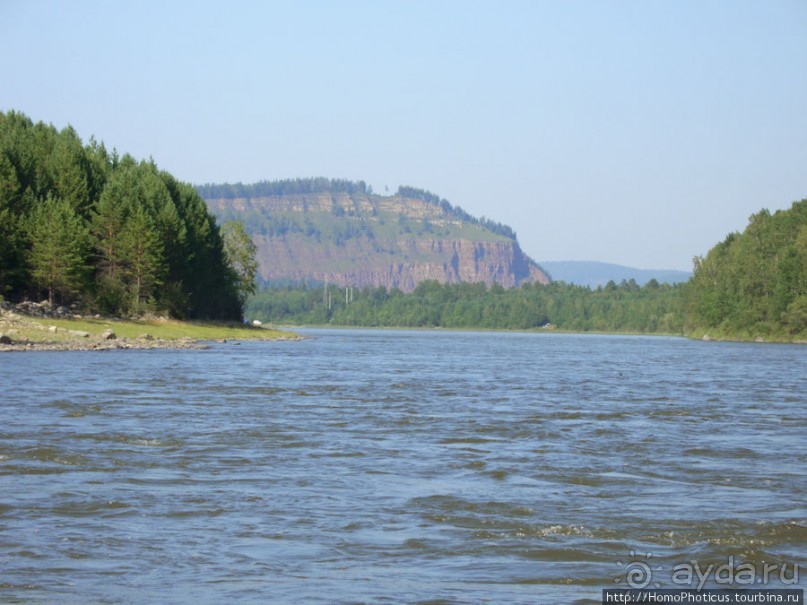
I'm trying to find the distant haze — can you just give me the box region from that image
[539,261,691,289]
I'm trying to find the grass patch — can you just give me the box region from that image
[9,314,292,343]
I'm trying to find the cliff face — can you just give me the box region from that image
[205,191,549,292]
[250,234,547,291]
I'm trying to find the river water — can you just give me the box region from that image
[1,329,805,604]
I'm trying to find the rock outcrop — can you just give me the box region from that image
[205,190,550,292]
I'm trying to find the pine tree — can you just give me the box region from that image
[48,125,90,217]
[0,153,25,295]
[26,194,91,305]
[119,204,164,313]
[92,172,130,281]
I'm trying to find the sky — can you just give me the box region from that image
[2,0,806,271]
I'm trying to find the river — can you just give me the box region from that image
[1,329,805,604]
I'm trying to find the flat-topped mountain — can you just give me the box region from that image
[200,179,549,292]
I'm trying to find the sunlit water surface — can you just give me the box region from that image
[1,329,805,604]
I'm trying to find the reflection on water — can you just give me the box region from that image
[1,330,805,603]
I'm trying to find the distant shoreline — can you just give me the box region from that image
[289,323,807,344]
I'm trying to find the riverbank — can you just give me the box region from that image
[0,305,298,352]
[265,320,807,344]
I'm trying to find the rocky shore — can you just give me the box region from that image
[0,339,207,352]
[0,301,292,352]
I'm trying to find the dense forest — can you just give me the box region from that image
[0,111,247,319]
[247,279,685,334]
[686,199,807,339]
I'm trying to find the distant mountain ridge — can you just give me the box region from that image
[201,179,549,292]
[539,261,691,288]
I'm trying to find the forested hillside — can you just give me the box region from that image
[0,111,244,319]
[686,199,807,339]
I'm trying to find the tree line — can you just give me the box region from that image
[0,110,253,319]
[197,177,370,200]
[247,279,685,334]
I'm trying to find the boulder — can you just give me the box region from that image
[0,334,13,345]
[101,329,117,340]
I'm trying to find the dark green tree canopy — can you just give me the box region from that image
[246,278,685,334]
[26,193,91,305]
[0,110,246,319]
[687,199,807,337]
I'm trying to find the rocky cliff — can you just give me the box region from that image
[204,186,549,292]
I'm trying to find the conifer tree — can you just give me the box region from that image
[26,194,91,305]
[119,203,163,313]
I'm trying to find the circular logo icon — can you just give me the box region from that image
[615,551,662,589]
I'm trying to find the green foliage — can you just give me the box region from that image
[686,199,807,339]
[783,295,807,334]
[222,220,258,307]
[247,279,685,334]
[119,204,164,313]
[0,152,26,295]
[47,125,91,217]
[0,110,243,319]
[92,167,131,280]
[25,194,91,304]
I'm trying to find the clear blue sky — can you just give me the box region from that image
[2,0,806,270]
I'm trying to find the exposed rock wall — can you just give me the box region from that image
[252,235,547,291]
[206,193,550,292]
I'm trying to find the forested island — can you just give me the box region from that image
[0,111,253,320]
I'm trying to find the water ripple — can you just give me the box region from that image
[0,330,804,603]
